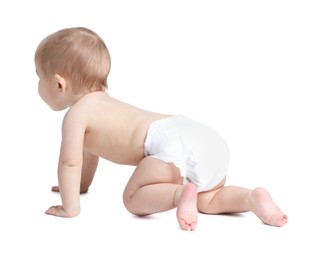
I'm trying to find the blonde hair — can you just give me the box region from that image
[35,27,111,93]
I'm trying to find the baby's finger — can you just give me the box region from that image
[51,186,60,192]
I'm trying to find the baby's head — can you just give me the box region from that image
[35,27,111,94]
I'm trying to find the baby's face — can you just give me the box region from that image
[35,65,64,111]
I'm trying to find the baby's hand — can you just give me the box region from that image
[45,205,80,218]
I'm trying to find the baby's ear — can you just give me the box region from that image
[55,74,67,92]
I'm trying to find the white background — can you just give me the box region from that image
[1,0,314,259]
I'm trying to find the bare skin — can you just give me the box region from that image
[175,181,288,230]
[37,68,288,229]
[122,157,288,230]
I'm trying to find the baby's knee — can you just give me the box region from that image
[122,190,143,216]
[197,192,219,213]
[123,200,148,216]
[122,190,132,211]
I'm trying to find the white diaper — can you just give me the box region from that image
[144,115,229,192]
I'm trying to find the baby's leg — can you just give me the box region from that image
[123,157,182,215]
[197,182,288,227]
[123,157,197,230]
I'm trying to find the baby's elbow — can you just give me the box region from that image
[59,160,82,169]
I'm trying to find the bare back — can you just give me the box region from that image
[67,91,170,165]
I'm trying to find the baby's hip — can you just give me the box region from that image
[144,115,230,191]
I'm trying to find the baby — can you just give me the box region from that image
[35,27,288,230]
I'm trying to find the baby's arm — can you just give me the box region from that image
[51,149,99,194]
[46,110,85,217]
[80,149,99,193]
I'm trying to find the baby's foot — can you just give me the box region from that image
[176,183,198,231]
[250,187,288,227]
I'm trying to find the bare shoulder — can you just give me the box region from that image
[65,91,171,131]
[64,91,105,119]
[61,93,99,132]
